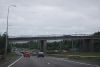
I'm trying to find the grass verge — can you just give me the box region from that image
[0,52,20,67]
[48,52,100,66]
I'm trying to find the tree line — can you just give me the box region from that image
[13,32,100,52]
[0,33,11,56]
[0,32,100,55]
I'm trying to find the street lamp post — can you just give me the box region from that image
[3,5,16,59]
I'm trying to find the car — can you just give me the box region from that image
[37,52,45,57]
[32,52,37,56]
[23,51,31,58]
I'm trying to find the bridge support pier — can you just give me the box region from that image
[89,39,94,52]
[71,40,74,51]
[80,39,89,52]
[38,40,41,50]
[80,39,95,52]
[43,40,47,53]
[59,40,63,53]
[38,40,47,53]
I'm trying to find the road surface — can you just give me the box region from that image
[9,56,98,67]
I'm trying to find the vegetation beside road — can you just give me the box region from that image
[0,31,100,66]
[65,52,100,56]
[0,52,20,67]
[0,33,12,59]
[0,52,18,62]
[49,52,100,65]
[13,32,100,52]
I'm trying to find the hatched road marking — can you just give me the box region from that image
[64,60,99,67]
[8,56,23,67]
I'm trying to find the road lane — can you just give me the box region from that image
[10,56,98,67]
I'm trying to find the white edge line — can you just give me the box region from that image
[64,60,100,67]
[8,56,23,67]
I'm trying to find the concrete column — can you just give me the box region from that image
[43,40,47,53]
[82,39,86,51]
[72,40,74,50]
[59,40,62,53]
[38,40,47,53]
[89,39,94,52]
[37,40,39,50]
[40,40,44,52]
[37,40,41,51]
[79,39,82,51]
[62,40,66,50]
[81,39,88,52]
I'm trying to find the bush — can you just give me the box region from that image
[0,33,11,55]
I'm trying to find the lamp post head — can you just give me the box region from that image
[8,5,16,8]
[11,5,16,7]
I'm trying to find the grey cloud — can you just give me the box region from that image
[0,0,100,36]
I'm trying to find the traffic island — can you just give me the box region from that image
[48,52,100,66]
[0,52,21,67]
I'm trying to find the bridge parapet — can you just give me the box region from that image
[9,35,100,41]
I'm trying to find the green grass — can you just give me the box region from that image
[65,52,100,56]
[6,52,18,60]
[0,52,18,64]
[48,52,100,65]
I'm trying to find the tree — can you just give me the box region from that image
[0,33,12,56]
[93,32,100,51]
[0,33,6,55]
[93,31,100,36]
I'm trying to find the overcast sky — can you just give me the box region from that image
[0,0,100,36]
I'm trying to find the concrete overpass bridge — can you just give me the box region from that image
[9,35,100,52]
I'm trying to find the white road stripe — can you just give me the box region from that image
[48,62,50,64]
[8,56,23,67]
[64,60,99,67]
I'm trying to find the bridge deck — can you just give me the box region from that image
[9,35,100,41]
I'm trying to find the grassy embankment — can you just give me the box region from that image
[0,52,19,64]
[49,52,100,65]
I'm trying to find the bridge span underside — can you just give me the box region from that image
[9,36,100,53]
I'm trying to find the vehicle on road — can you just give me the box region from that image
[37,52,45,57]
[23,51,31,58]
[32,52,37,56]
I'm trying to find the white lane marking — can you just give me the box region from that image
[8,56,23,67]
[48,62,50,64]
[64,60,99,67]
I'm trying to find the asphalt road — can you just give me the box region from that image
[10,56,98,67]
